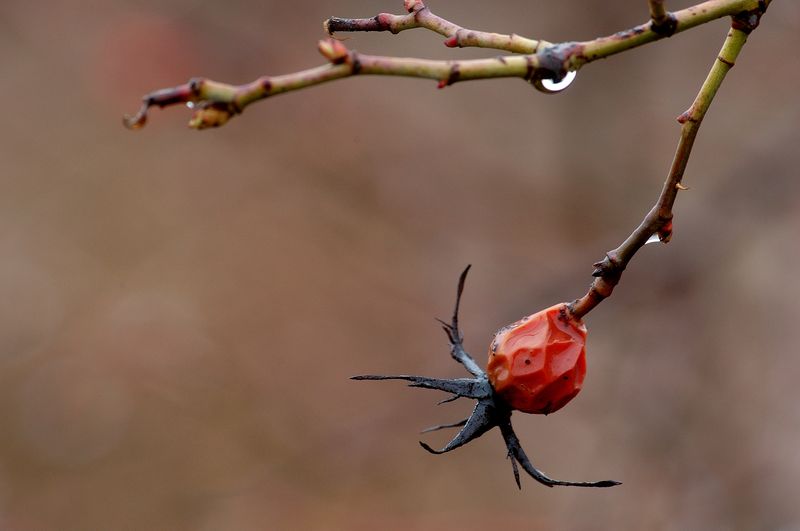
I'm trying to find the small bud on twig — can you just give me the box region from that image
[318,38,350,64]
[188,103,233,130]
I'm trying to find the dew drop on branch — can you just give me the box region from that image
[535,70,577,94]
[645,233,661,245]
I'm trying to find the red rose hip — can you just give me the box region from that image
[354,267,618,488]
[487,303,587,414]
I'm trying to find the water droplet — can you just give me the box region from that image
[186,101,196,109]
[646,233,661,245]
[535,70,577,94]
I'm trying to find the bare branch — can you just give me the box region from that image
[568,13,764,320]
[325,0,548,54]
[124,0,769,130]
[122,47,538,130]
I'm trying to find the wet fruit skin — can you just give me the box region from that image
[487,303,587,415]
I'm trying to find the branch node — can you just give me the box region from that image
[651,12,678,37]
[657,220,674,243]
[731,3,766,34]
[591,252,625,278]
[436,64,461,89]
[676,109,698,124]
[523,56,535,81]
[188,77,204,95]
[376,13,394,32]
[443,35,459,48]
[533,42,585,85]
[349,51,362,75]
[716,55,735,67]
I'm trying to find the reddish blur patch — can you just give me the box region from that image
[91,12,201,110]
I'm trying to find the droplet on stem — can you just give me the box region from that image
[645,233,661,245]
[533,70,577,94]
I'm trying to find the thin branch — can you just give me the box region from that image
[649,0,668,21]
[325,0,548,54]
[568,6,766,320]
[124,0,768,130]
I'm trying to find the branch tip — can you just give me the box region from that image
[122,102,149,130]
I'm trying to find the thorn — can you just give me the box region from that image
[591,260,607,277]
[419,441,442,454]
[508,451,521,489]
[437,394,460,405]
[676,183,689,190]
[421,418,468,433]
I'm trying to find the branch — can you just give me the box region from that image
[123,0,769,130]
[325,0,548,54]
[568,5,767,320]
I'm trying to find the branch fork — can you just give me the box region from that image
[124,0,770,131]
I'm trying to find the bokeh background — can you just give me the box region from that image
[2,1,799,529]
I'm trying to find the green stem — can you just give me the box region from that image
[569,25,753,320]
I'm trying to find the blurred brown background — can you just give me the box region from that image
[1,1,799,529]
